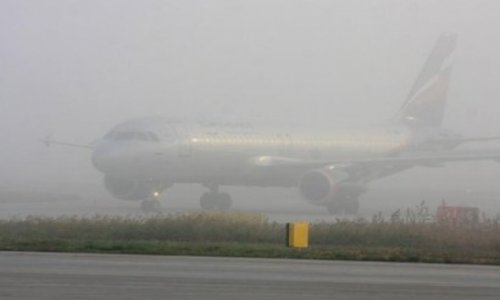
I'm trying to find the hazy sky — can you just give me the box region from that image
[1,0,500,189]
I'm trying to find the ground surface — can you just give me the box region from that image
[0,252,499,300]
[1,183,499,223]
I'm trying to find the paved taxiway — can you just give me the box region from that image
[2,184,500,223]
[0,252,499,299]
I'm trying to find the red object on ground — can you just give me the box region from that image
[436,203,479,227]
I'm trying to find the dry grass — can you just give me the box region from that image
[0,208,499,264]
[0,212,280,243]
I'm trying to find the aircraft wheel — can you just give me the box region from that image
[200,192,217,210]
[141,198,161,213]
[216,193,232,211]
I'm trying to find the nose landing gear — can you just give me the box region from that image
[141,191,163,213]
[200,185,232,211]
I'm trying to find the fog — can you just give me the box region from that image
[1,0,500,219]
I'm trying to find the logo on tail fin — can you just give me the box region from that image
[400,34,457,128]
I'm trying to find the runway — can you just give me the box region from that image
[0,252,499,299]
[2,183,500,223]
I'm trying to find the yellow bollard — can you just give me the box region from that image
[287,223,309,248]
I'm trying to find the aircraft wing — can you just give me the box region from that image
[342,149,500,183]
[444,136,500,143]
[425,136,500,149]
[347,149,500,166]
[249,149,500,184]
[251,149,500,168]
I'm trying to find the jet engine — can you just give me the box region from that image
[104,176,152,201]
[298,168,347,205]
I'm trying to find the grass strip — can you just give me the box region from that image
[0,213,499,265]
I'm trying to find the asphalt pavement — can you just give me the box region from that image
[0,252,499,299]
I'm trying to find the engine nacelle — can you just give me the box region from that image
[104,176,152,201]
[299,168,346,205]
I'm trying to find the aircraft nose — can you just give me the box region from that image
[92,144,133,173]
[91,146,111,173]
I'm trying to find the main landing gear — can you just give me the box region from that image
[141,192,162,213]
[200,185,232,211]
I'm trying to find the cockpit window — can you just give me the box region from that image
[135,132,150,141]
[161,126,174,140]
[117,132,136,140]
[103,131,160,142]
[103,131,116,140]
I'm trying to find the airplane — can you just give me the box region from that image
[44,34,500,213]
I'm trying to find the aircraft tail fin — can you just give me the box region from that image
[399,34,457,128]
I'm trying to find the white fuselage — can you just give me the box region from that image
[91,117,414,187]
